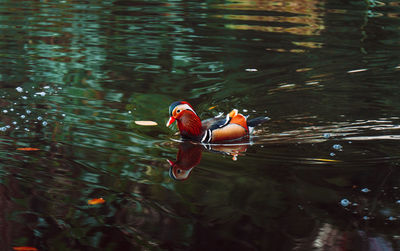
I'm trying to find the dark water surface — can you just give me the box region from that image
[1,0,400,250]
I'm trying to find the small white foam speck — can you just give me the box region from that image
[245,68,258,72]
[347,68,367,74]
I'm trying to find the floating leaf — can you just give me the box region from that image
[16,148,40,151]
[13,247,38,251]
[88,198,105,205]
[134,121,158,126]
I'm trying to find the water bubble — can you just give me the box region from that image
[37,116,43,121]
[388,216,396,221]
[0,127,7,131]
[26,110,31,114]
[62,114,66,117]
[340,199,350,207]
[243,109,248,112]
[44,86,50,89]
[24,128,30,132]
[332,144,343,150]
[330,152,336,157]
[323,133,331,139]
[3,110,7,113]
[16,87,23,92]
[36,92,46,96]
[12,121,17,125]
[363,216,370,220]
[42,121,48,126]
[20,115,25,119]
[361,188,371,193]
[10,108,14,112]
[396,200,400,204]
[22,96,27,100]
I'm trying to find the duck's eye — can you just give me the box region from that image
[177,169,182,174]
[177,109,181,113]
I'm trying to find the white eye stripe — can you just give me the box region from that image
[174,104,197,115]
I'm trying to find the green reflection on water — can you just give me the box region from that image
[0,0,400,249]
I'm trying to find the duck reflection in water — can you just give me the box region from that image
[167,141,248,181]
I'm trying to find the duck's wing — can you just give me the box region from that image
[201,117,226,131]
[202,109,242,130]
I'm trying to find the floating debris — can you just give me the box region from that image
[135,121,158,126]
[88,198,105,205]
[17,148,40,151]
[13,247,38,251]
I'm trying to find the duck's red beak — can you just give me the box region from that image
[166,117,176,127]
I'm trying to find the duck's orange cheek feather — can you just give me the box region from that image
[212,124,248,142]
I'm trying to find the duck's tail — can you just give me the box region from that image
[247,116,270,128]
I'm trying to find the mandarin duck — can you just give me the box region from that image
[166,101,269,143]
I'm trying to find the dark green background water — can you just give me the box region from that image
[1,0,400,250]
